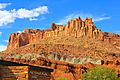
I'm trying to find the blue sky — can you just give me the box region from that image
[0,0,120,51]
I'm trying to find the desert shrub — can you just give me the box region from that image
[71,57,76,63]
[74,58,80,63]
[56,78,68,80]
[80,57,92,64]
[82,66,119,80]
[65,57,70,62]
[47,54,54,60]
[91,59,101,64]
[5,55,12,59]
[55,55,60,60]
[78,59,83,64]
[60,56,64,61]
[21,53,34,60]
[40,54,46,58]
[0,56,3,60]
[31,57,37,61]
[15,54,22,59]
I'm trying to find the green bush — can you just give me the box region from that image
[82,66,119,80]
[15,54,22,59]
[56,78,68,80]
[31,57,37,61]
[21,53,34,60]
[0,56,3,59]
[47,54,54,60]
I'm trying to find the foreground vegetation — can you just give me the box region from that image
[82,66,119,80]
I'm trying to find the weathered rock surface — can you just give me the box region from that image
[7,29,44,49]
[7,17,120,50]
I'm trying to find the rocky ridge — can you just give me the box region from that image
[7,17,120,50]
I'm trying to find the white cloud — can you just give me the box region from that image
[93,17,110,22]
[0,4,48,27]
[0,32,2,36]
[0,10,16,26]
[0,3,11,9]
[57,13,110,25]
[16,6,48,19]
[0,45,6,52]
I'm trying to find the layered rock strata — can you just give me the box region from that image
[7,17,120,50]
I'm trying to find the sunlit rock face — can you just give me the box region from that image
[7,17,120,50]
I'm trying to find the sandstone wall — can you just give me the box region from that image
[7,29,44,49]
[0,66,29,80]
[0,65,53,80]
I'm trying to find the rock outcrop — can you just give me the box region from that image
[45,17,104,39]
[7,17,120,50]
[7,29,44,49]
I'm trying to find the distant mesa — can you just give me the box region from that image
[7,17,120,50]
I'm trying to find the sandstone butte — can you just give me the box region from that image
[7,17,120,50]
[1,17,120,80]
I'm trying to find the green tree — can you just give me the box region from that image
[82,66,119,80]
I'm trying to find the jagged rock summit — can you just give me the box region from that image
[7,17,120,50]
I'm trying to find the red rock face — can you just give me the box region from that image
[7,29,44,49]
[7,17,120,50]
[44,17,104,39]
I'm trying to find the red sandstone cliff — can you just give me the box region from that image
[7,17,120,50]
